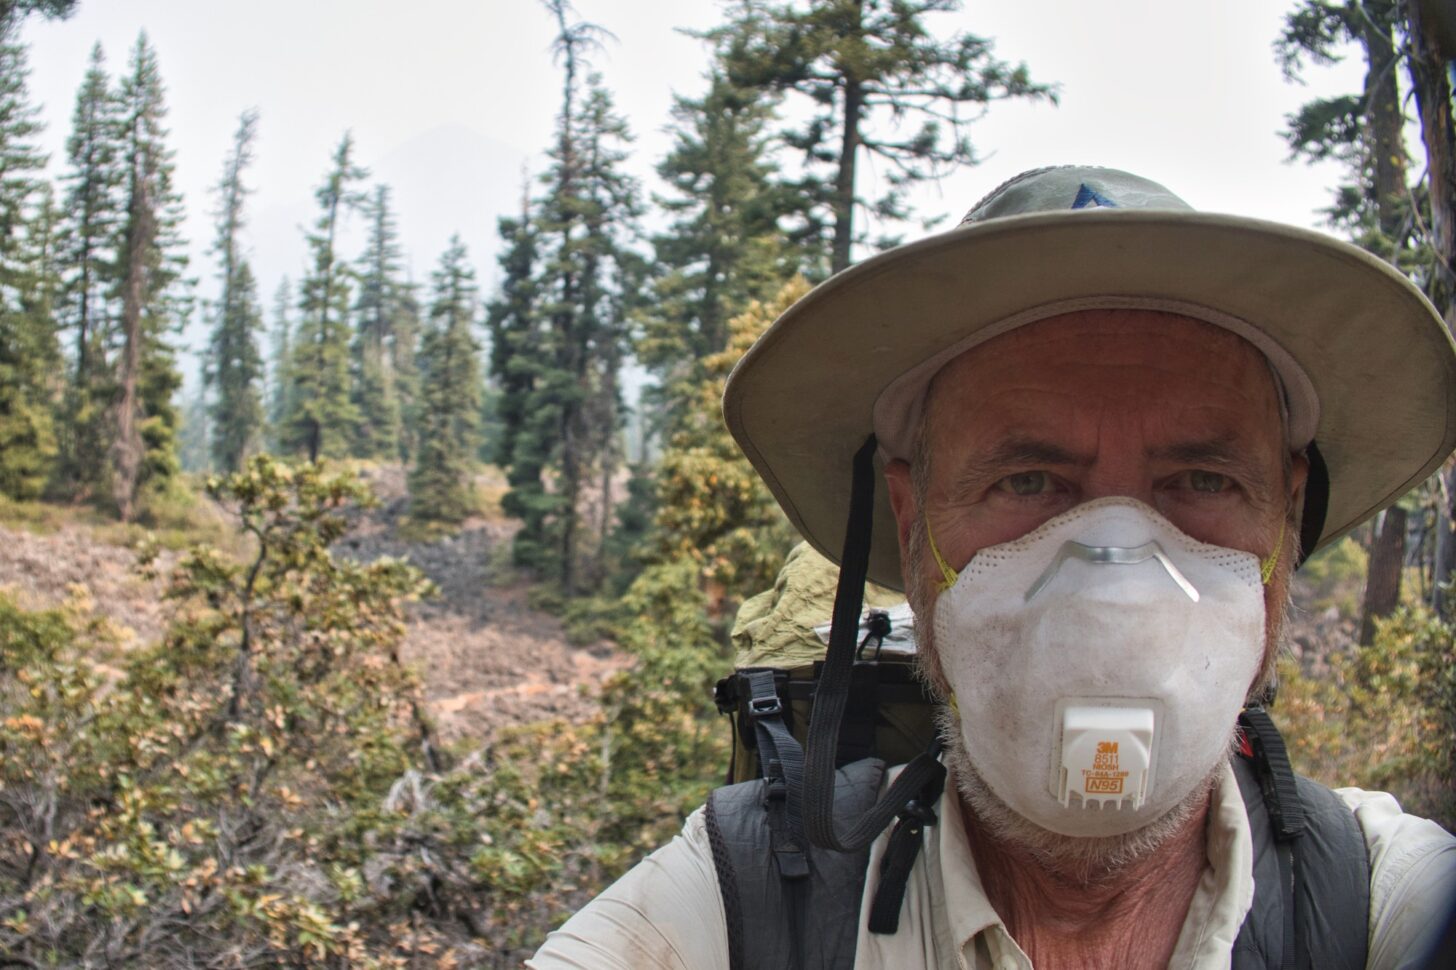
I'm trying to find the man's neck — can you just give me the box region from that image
[962,794,1210,970]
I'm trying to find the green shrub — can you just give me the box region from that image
[1278,604,1456,829]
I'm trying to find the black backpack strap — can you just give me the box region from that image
[803,436,946,854]
[746,669,810,879]
[867,740,945,934]
[1239,706,1306,970]
[706,759,887,970]
[1233,709,1370,970]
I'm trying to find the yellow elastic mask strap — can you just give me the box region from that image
[1259,517,1288,586]
[925,516,959,592]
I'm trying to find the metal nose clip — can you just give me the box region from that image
[1024,540,1201,603]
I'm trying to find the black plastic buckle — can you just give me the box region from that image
[898,798,938,834]
[748,695,783,717]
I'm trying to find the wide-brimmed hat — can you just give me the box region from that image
[722,165,1456,591]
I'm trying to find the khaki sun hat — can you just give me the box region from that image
[722,165,1456,591]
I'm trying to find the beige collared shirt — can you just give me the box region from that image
[528,761,1456,969]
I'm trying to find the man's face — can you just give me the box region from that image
[884,308,1308,696]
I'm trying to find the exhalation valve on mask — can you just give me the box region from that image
[1054,700,1161,811]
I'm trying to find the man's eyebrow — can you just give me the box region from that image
[951,438,1090,492]
[1150,438,1273,493]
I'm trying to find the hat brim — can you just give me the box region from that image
[723,209,1456,591]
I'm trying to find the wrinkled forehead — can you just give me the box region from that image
[873,302,1315,463]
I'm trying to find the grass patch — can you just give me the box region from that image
[0,494,75,534]
[394,515,463,544]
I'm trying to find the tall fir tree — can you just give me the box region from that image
[282,133,366,462]
[713,0,1053,272]
[266,276,292,451]
[640,69,796,439]
[349,184,405,460]
[54,42,122,498]
[392,275,422,463]
[1273,2,1456,632]
[204,110,265,472]
[486,185,540,484]
[500,48,644,591]
[0,22,57,500]
[408,236,481,524]
[177,382,211,473]
[1277,0,1419,263]
[109,33,186,520]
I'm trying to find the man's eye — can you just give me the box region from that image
[997,471,1054,496]
[1187,470,1230,493]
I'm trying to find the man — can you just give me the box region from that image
[529,166,1456,968]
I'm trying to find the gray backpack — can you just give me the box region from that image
[705,718,1370,970]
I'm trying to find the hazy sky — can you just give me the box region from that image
[23,1,1367,386]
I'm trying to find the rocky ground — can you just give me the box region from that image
[0,467,627,745]
[335,465,626,742]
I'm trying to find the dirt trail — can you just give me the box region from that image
[0,468,627,744]
[337,467,626,741]
[0,521,173,648]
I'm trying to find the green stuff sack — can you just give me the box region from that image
[715,542,940,783]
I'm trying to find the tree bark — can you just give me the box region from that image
[1408,0,1456,316]
[111,147,151,522]
[1348,1,1412,623]
[1406,0,1456,612]
[832,75,863,275]
[1360,506,1407,643]
[831,0,865,275]
[1360,0,1410,240]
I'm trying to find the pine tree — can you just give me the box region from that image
[640,69,796,440]
[392,277,422,463]
[1277,0,1418,262]
[714,0,1053,272]
[486,186,540,485]
[505,62,643,592]
[0,21,54,499]
[266,276,292,450]
[349,184,405,460]
[204,110,265,472]
[54,43,122,498]
[1275,2,1443,632]
[109,33,186,520]
[0,1,79,24]
[282,133,366,462]
[177,383,211,473]
[408,236,481,524]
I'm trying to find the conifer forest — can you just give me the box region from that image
[0,0,1453,964]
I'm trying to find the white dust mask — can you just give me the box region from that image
[930,498,1274,838]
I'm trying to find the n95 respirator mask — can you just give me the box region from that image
[931,498,1270,838]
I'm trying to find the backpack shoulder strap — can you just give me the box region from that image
[706,758,885,970]
[1231,714,1370,970]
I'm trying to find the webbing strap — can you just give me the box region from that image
[748,669,810,879]
[1239,707,1307,840]
[804,436,946,854]
[1239,706,1308,970]
[867,741,946,934]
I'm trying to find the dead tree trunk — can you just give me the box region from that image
[111,160,153,523]
[1406,0,1456,613]
[1360,507,1408,644]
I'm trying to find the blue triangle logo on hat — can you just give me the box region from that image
[1071,183,1118,209]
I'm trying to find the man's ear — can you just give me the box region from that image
[884,458,918,567]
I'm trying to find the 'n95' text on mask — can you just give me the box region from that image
[931,498,1269,838]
